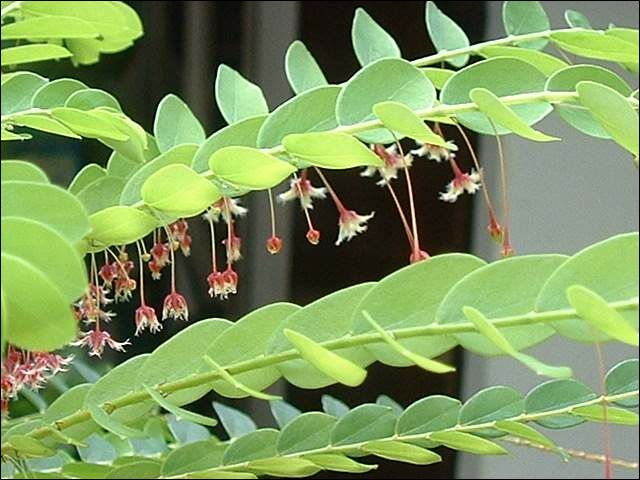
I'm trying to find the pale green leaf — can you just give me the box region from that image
[426,1,470,67]
[1,44,72,66]
[285,41,328,94]
[351,8,401,66]
[88,206,157,247]
[209,146,296,188]
[502,1,550,50]
[154,94,205,153]
[215,64,268,125]
[282,132,383,169]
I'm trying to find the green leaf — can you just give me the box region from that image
[7,435,55,458]
[576,81,639,157]
[362,440,441,465]
[105,461,161,479]
[10,113,81,139]
[69,164,107,195]
[161,439,226,476]
[88,206,157,247]
[550,30,639,62]
[282,132,383,169]
[31,78,87,109]
[571,405,639,425]
[441,57,552,135]
[87,402,146,439]
[213,402,257,439]
[76,433,118,464]
[437,255,566,355]
[192,115,267,173]
[1,286,7,357]
[425,1,470,67]
[43,384,99,442]
[478,46,567,76]
[605,359,639,408]
[257,85,340,148]
[285,41,328,94]
[283,329,367,387]
[376,395,403,416]
[1,15,99,39]
[353,254,484,367]
[138,319,232,406]
[51,107,129,141]
[203,356,281,400]
[336,58,436,144]
[525,379,596,429]
[215,65,268,125]
[76,176,125,215]
[502,1,550,50]
[430,431,508,455]
[606,28,639,74]
[1,217,87,302]
[331,404,396,446]
[302,454,376,473]
[188,471,256,479]
[153,94,205,153]
[2,253,77,351]
[1,180,90,243]
[535,232,638,342]
[564,10,592,29]
[459,386,524,432]
[566,285,639,346]
[1,160,49,183]
[206,303,299,398]
[65,88,121,111]
[141,164,221,216]
[351,8,401,66]
[168,415,211,445]
[209,146,296,189]
[120,144,198,205]
[1,72,47,115]
[270,400,302,429]
[247,457,321,477]
[1,44,72,66]
[321,395,350,418]
[62,462,115,479]
[277,412,337,455]
[372,101,455,148]
[107,152,140,181]
[494,420,557,450]
[397,395,460,435]
[462,307,572,379]
[362,311,455,373]
[545,65,632,139]
[143,385,218,426]
[421,67,455,90]
[222,429,279,464]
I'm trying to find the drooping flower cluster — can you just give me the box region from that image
[1,347,73,416]
[362,144,413,186]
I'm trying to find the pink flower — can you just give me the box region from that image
[162,291,189,321]
[223,235,242,262]
[207,271,225,299]
[279,177,326,209]
[72,329,130,357]
[410,140,456,162]
[266,235,282,254]
[151,242,170,268]
[364,144,413,186]
[439,163,482,203]
[135,305,161,336]
[204,198,248,223]
[99,263,117,287]
[114,276,137,303]
[170,219,192,256]
[222,267,238,296]
[336,210,375,246]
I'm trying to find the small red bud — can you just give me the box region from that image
[266,235,283,254]
[306,228,320,245]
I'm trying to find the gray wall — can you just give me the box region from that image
[459,2,639,479]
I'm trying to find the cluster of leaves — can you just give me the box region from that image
[1,1,639,477]
[1,359,638,479]
[1,232,638,476]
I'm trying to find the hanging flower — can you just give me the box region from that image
[222,267,239,296]
[151,241,170,267]
[207,271,225,299]
[204,198,248,223]
[306,228,320,245]
[114,276,137,303]
[364,144,414,186]
[72,329,130,357]
[134,305,161,336]
[266,235,282,254]
[169,219,192,256]
[336,210,375,246]
[162,291,189,322]
[279,176,327,209]
[410,140,456,162]
[223,235,242,262]
[439,161,482,203]
[99,263,117,287]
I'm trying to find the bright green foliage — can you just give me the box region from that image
[153,94,205,153]
[351,8,401,66]
[425,2,470,67]
[215,65,269,125]
[502,1,550,50]
[284,41,328,94]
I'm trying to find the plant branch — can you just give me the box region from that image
[1,297,636,452]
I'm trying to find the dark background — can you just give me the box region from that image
[5,2,488,478]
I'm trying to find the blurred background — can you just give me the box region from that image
[3,1,638,478]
